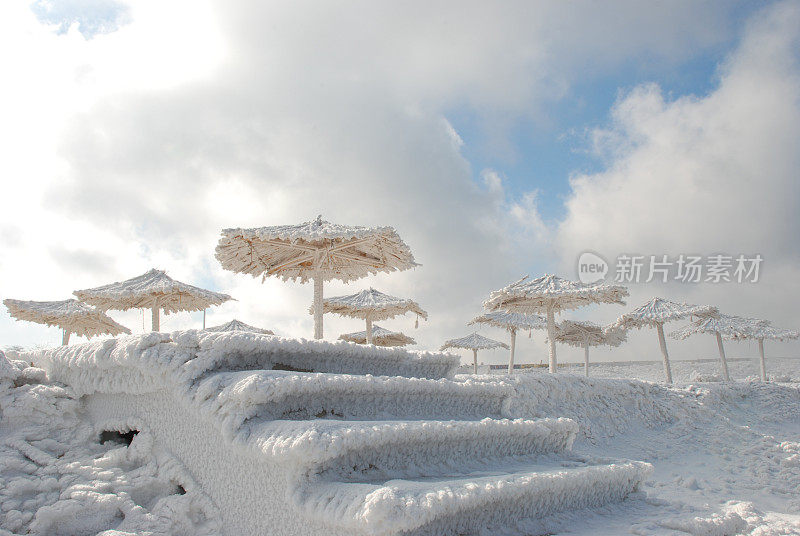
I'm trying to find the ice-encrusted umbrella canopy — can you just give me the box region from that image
[3,298,131,345]
[74,269,233,332]
[339,324,416,347]
[215,216,417,340]
[671,315,797,382]
[440,332,509,374]
[552,320,626,377]
[468,311,547,374]
[483,274,628,374]
[204,319,274,335]
[312,287,427,345]
[612,298,717,384]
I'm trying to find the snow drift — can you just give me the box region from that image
[19,332,651,535]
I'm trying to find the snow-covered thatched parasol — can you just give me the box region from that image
[311,287,427,344]
[204,319,274,335]
[483,274,628,374]
[611,298,717,384]
[74,269,233,332]
[339,324,416,347]
[3,298,131,345]
[440,332,509,374]
[215,216,417,340]
[468,311,546,374]
[671,314,797,382]
[552,320,626,377]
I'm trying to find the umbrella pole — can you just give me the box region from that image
[715,332,731,381]
[508,329,516,375]
[313,269,323,340]
[473,349,478,375]
[62,329,70,346]
[758,338,767,382]
[656,322,673,384]
[546,305,557,374]
[151,306,160,332]
[365,317,373,345]
[584,342,589,377]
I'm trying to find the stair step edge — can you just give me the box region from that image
[293,460,653,535]
[242,417,578,464]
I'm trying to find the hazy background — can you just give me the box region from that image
[2,0,798,368]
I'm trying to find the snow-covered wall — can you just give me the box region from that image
[32,331,460,392]
[84,390,341,536]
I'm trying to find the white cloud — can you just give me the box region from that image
[555,0,800,363]
[1,0,788,371]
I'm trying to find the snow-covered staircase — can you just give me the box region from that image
[32,331,651,536]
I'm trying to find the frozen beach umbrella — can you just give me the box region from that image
[215,216,417,340]
[3,298,131,345]
[483,274,628,374]
[468,311,546,374]
[204,319,274,335]
[440,332,509,374]
[669,314,763,381]
[552,320,626,377]
[339,324,416,347]
[312,287,427,344]
[672,315,797,382]
[749,324,799,382]
[611,298,717,384]
[74,269,233,332]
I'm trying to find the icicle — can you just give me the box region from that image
[528,329,532,338]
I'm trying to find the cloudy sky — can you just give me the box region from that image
[2,0,799,368]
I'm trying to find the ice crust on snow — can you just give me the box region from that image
[32,331,460,394]
[0,358,219,536]
[14,330,797,535]
[19,331,653,535]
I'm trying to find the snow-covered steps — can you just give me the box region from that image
[193,370,514,424]
[30,332,654,536]
[293,455,652,535]
[241,418,578,481]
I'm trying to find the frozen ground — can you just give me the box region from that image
[468,356,800,383]
[500,372,800,535]
[0,351,220,536]
[558,356,800,384]
[1,343,798,535]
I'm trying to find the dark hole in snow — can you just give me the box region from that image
[175,484,187,495]
[315,409,344,419]
[99,429,139,446]
[272,362,313,373]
